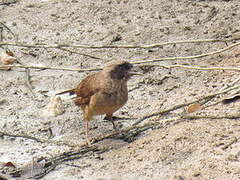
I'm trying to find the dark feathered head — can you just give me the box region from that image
[104,60,133,81]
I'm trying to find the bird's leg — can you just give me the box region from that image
[84,120,92,146]
[105,113,118,131]
[84,107,92,146]
[104,115,119,121]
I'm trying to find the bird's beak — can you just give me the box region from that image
[129,71,144,76]
[128,65,144,76]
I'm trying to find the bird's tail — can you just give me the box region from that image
[55,89,75,96]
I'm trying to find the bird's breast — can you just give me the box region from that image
[89,82,128,115]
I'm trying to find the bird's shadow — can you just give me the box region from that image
[102,116,136,122]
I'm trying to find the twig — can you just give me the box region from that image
[132,84,240,126]
[58,47,103,60]
[203,76,240,108]
[0,22,18,41]
[0,27,3,42]
[0,122,158,148]
[222,76,240,91]
[221,137,238,150]
[183,113,240,120]
[132,41,240,64]
[0,0,17,6]
[31,146,99,179]
[0,64,101,72]
[0,38,236,49]
[141,64,240,72]
[25,68,35,97]
[90,122,158,144]
[2,64,240,73]
[0,131,44,143]
[0,130,80,147]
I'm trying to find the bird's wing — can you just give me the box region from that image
[73,72,101,105]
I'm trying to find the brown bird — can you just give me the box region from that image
[56,60,140,143]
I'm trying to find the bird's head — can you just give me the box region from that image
[104,60,141,81]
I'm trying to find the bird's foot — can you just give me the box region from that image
[85,138,93,146]
[86,139,92,146]
[112,127,125,138]
[85,137,98,146]
[103,115,119,121]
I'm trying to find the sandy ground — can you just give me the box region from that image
[0,0,240,179]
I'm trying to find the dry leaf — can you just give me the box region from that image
[41,96,65,117]
[5,51,14,57]
[3,162,16,168]
[0,51,17,71]
[0,51,16,65]
[186,103,202,113]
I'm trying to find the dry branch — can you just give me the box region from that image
[0,131,45,143]
[58,47,103,60]
[133,84,240,126]
[142,64,240,72]
[0,130,81,147]
[2,64,240,73]
[132,41,240,64]
[0,64,101,72]
[25,68,35,97]
[1,40,240,72]
[0,38,235,49]
[221,137,238,150]
[0,22,18,41]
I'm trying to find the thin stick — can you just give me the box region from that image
[0,38,236,49]
[203,76,240,108]
[0,131,44,143]
[221,137,238,150]
[25,68,35,97]
[0,1,17,6]
[141,64,240,71]
[0,27,3,42]
[2,63,240,73]
[0,64,101,72]
[0,130,83,148]
[132,41,240,64]
[183,113,240,120]
[0,22,18,41]
[59,47,103,60]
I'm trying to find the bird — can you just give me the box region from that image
[56,60,141,144]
